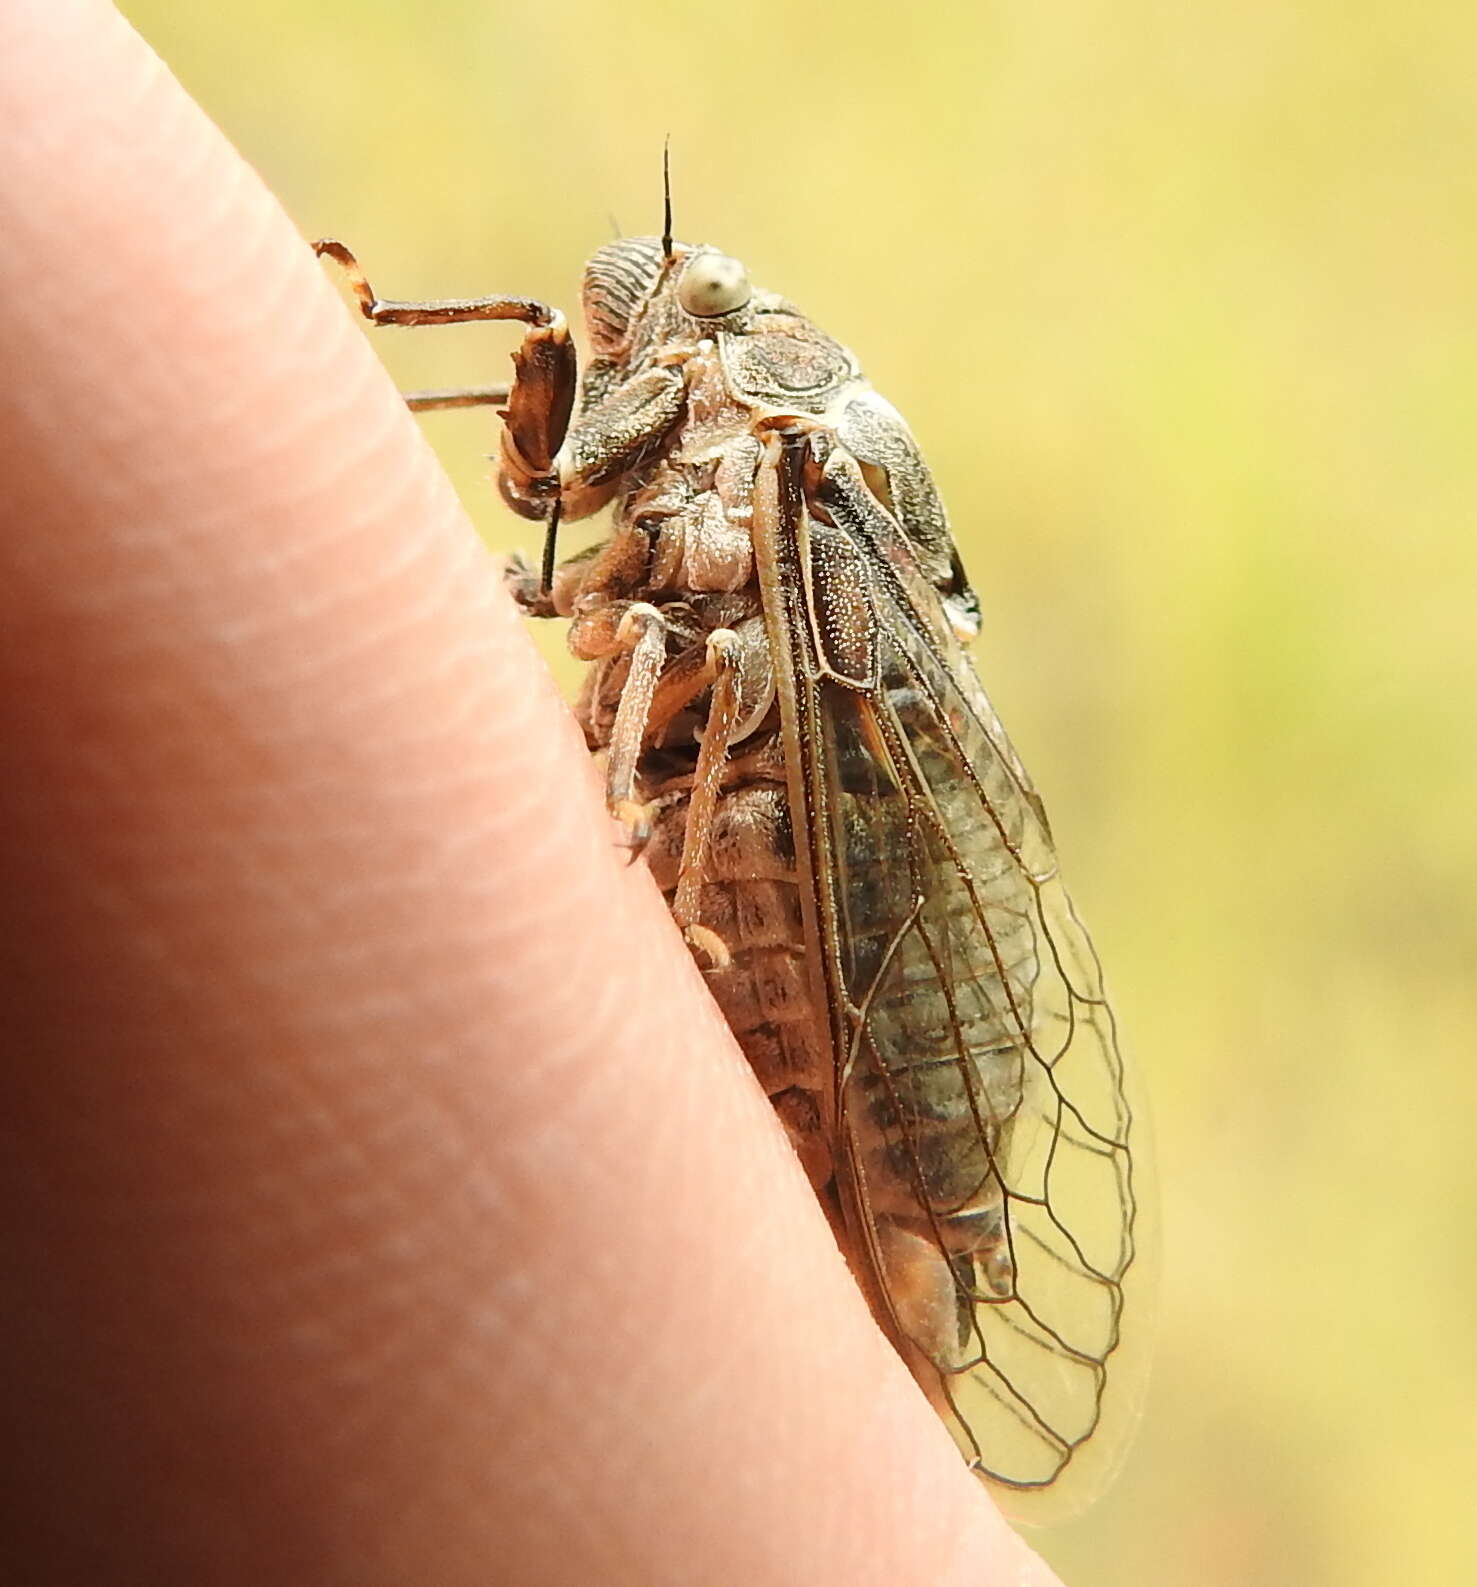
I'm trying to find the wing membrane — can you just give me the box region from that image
[760,439,1154,1522]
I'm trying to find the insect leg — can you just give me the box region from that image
[601,602,668,845]
[509,500,657,623]
[563,595,729,851]
[671,628,748,970]
[313,238,576,537]
[403,384,511,413]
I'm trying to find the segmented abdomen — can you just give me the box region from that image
[643,770,833,1107]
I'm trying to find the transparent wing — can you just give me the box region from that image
[769,444,1155,1523]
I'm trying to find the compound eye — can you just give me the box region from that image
[678,252,752,317]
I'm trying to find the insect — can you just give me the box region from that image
[316,202,1153,1521]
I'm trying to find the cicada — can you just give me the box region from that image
[316,222,1153,1521]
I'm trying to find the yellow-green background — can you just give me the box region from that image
[119,3,1477,1582]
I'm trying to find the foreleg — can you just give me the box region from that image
[314,239,576,527]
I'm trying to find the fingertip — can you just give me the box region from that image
[0,9,1062,1585]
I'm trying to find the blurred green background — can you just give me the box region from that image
[119,2,1477,1582]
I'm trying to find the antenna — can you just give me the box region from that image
[661,136,673,260]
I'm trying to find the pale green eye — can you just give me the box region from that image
[678,252,752,317]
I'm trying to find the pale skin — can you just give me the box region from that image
[0,4,1065,1583]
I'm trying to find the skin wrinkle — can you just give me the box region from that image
[195,400,418,589]
[175,419,449,655]
[0,5,1066,1585]
[257,523,488,685]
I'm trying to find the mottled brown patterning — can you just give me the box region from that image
[317,227,1155,1522]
